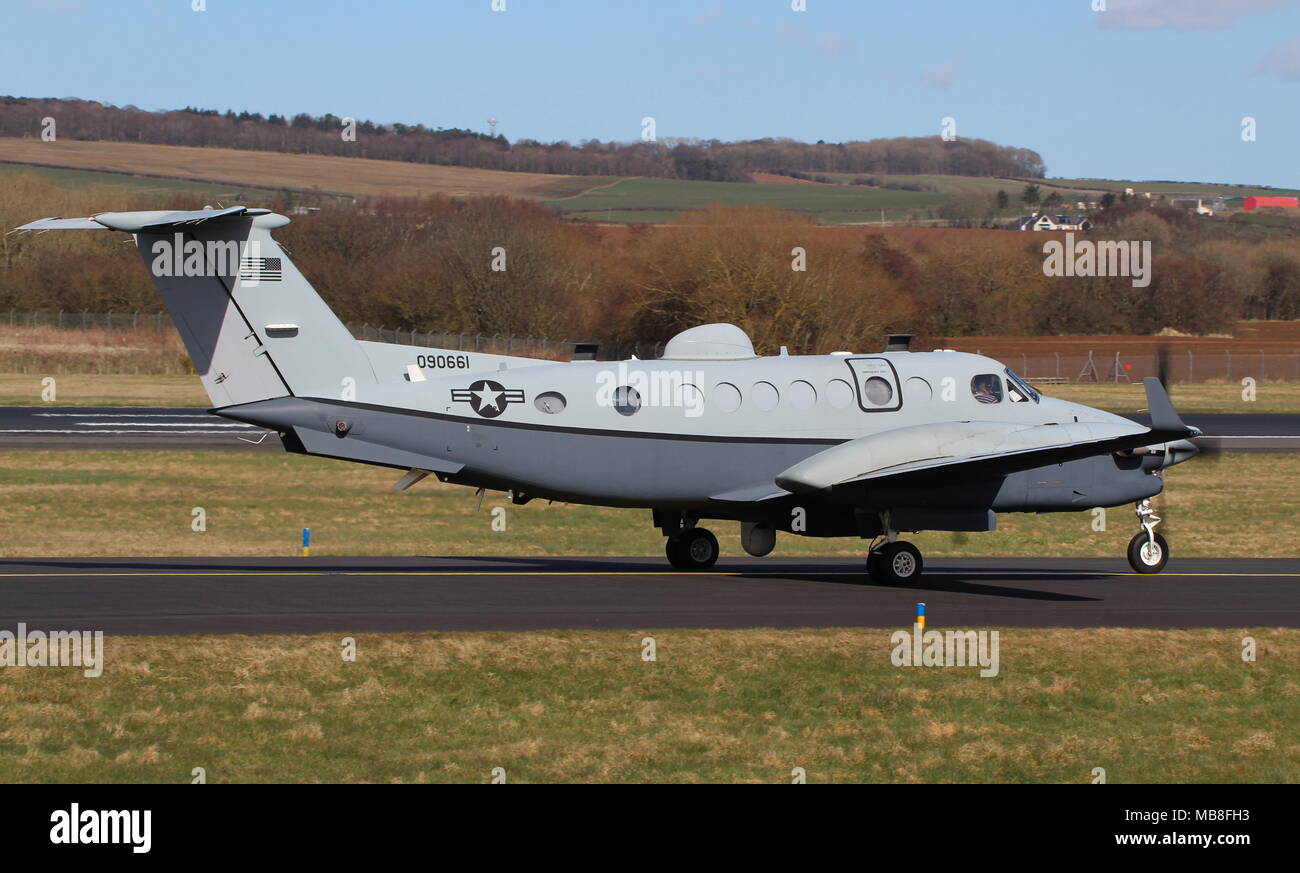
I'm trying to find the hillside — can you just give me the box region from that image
[0,98,1047,182]
[4,136,1297,230]
[0,138,592,201]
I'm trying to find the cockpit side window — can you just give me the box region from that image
[1003,368,1040,404]
[971,374,1003,404]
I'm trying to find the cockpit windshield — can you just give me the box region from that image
[1004,368,1040,404]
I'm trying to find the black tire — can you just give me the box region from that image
[870,541,923,585]
[1127,532,1169,574]
[666,528,719,571]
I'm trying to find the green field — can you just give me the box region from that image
[541,171,1299,226]
[2,627,1294,783]
[546,176,950,224]
[0,162,244,198]
[10,147,1295,227]
[1049,177,1300,199]
[820,173,1100,197]
[0,450,1294,559]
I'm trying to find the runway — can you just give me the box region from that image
[0,556,1295,635]
[1122,412,1300,453]
[0,406,279,450]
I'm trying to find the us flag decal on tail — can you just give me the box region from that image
[239,256,283,283]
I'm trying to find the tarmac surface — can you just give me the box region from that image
[0,556,1295,635]
[0,406,278,450]
[0,407,1296,451]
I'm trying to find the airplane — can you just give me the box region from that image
[16,206,1204,583]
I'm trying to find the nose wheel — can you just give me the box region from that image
[1127,499,1169,574]
[868,541,924,585]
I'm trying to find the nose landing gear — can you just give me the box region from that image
[1127,499,1169,574]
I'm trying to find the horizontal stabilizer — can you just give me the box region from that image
[15,206,275,233]
[14,217,107,231]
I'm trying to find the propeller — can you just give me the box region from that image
[1155,343,1173,390]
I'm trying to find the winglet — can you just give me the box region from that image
[1143,377,1200,437]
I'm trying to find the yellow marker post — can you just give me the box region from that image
[916,602,925,631]
[301,527,311,558]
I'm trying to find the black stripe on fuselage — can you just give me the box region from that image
[299,396,848,446]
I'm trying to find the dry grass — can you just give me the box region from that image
[1043,381,1300,414]
[0,324,192,377]
[1,628,1294,783]
[0,373,207,406]
[0,451,1294,558]
[0,138,592,200]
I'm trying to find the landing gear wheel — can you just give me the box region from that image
[1127,532,1169,574]
[666,528,719,571]
[869,541,923,585]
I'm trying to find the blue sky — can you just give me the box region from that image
[6,0,1300,186]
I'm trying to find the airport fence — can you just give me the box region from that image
[3,310,1299,380]
[345,322,667,361]
[996,350,1300,385]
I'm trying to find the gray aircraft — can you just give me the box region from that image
[18,206,1203,583]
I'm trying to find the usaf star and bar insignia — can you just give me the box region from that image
[451,380,525,418]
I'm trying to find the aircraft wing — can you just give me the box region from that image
[777,378,1199,495]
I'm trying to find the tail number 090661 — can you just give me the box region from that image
[417,354,470,370]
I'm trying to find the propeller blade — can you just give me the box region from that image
[1155,343,1173,389]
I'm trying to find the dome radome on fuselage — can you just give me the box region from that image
[660,323,757,360]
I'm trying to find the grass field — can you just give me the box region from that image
[0,450,1293,558]
[0,162,234,198]
[0,325,194,382]
[1049,178,1300,199]
[7,137,1297,228]
[1,627,1294,783]
[1043,381,1300,414]
[547,176,949,224]
[0,373,205,406]
[820,173,1104,199]
[0,138,591,200]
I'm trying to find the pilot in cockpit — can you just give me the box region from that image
[972,375,1001,404]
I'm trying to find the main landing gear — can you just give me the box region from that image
[1127,498,1169,574]
[867,541,924,585]
[665,526,720,571]
[866,515,924,585]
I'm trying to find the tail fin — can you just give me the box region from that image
[17,207,376,408]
